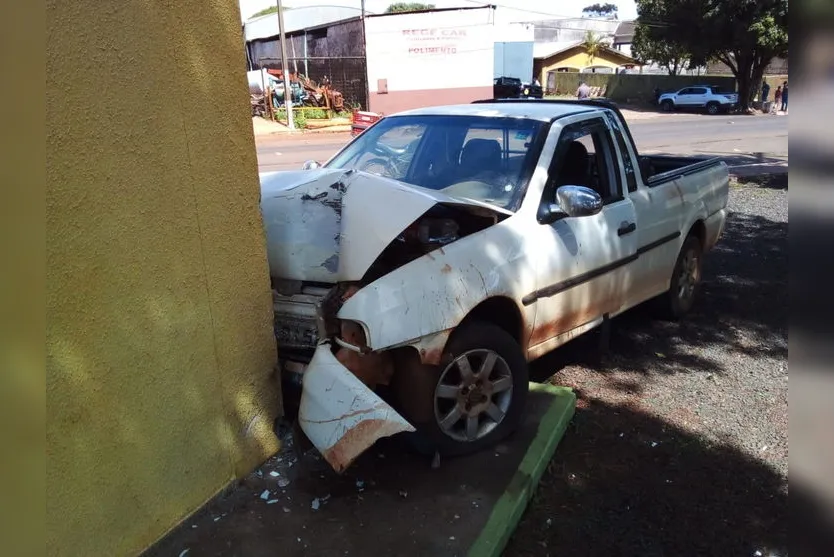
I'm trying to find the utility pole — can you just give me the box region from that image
[276,0,294,129]
[360,0,369,111]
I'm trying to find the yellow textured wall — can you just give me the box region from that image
[538,48,633,84]
[46,1,281,555]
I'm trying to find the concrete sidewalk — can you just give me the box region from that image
[144,384,576,557]
[252,117,352,137]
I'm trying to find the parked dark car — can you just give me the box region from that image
[493,76,543,99]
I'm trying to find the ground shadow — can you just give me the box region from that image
[732,172,789,189]
[530,205,787,381]
[505,398,788,556]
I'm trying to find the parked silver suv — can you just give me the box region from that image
[658,85,739,115]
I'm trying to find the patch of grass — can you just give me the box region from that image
[273,109,307,129]
[303,108,328,119]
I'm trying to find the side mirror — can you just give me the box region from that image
[538,185,603,225]
[302,160,321,170]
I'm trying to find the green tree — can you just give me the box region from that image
[582,31,607,63]
[250,6,290,18]
[631,25,693,75]
[385,3,435,13]
[635,0,788,109]
[582,3,619,19]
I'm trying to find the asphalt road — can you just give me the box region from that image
[255,113,788,173]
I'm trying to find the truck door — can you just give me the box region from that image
[689,87,709,107]
[604,111,685,307]
[676,87,698,107]
[525,116,637,353]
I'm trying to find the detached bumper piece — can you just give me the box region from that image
[298,344,415,473]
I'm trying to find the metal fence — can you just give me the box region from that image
[255,56,368,111]
[247,18,369,110]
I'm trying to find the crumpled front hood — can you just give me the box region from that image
[260,168,506,283]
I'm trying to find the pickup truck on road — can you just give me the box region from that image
[658,85,739,115]
[260,99,730,472]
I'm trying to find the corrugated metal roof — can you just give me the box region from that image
[244,6,362,41]
[244,5,495,42]
[614,21,635,44]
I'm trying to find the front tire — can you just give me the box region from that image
[397,322,529,457]
[657,234,703,320]
[660,99,674,112]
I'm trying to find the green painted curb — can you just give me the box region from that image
[467,383,576,557]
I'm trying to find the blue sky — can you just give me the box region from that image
[238,0,638,22]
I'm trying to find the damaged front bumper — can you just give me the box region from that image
[298,343,415,473]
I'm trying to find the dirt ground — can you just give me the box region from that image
[144,388,568,557]
[506,176,789,556]
[148,175,790,557]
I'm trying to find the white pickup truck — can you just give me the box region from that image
[658,85,740,115]
[260,99,729,472]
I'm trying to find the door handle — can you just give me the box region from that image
[618,222,636,236]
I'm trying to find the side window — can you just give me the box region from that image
[678,88,693,95]
[692,87,707,95]
[546,119,623,205]
[604,112,638,193]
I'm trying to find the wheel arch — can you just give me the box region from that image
[687,218,707,248]
[457,296,525,347]
[401,295,526,368]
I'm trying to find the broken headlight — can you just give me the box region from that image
[399,218,460,246]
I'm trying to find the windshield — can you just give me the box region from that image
[325,115,546,210]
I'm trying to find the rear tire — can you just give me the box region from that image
[396,322,529,457]
[656,234,703,320]
[706,101,720,115]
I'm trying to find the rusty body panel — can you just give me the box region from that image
[527,285,624,349]
[335,321,394,388]
[298,344,415,473]
[411,329,453,366]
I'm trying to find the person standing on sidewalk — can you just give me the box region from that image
[761,80,770,103]
[780,81,789,113]
[576,81,591,100]
[773,85,782,114]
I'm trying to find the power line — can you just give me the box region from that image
[460,0,669,28]
[460,0,615,22]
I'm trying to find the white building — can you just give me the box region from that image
[243,6,539,114]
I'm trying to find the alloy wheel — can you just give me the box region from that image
[433,349,514,442]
